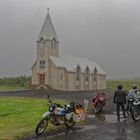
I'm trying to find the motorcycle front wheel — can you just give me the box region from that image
[35,118,49,135]
[95,104,102,114]
[131,107,140,121]
[64,117,75,128]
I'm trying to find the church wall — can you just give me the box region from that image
[36,40,58,62]
[67,72,75,91]
[80,73,85,90]
[37,41,49,60]
[57,68,67,90]
[49,60,58,89]
[97,74,106,89]
[31,64,38,85]
[89,74,93,90]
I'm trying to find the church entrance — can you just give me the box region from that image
[39,74,45,85]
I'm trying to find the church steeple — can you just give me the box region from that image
[37,10,58,42]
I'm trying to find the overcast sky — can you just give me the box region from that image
[0,0,140,78]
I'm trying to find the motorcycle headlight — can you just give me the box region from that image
[100,97,104,101]
[49,107,53,112]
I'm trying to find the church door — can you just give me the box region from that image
[39,74,45,85]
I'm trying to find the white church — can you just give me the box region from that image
[31,11,106,91]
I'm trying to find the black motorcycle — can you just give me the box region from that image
[127,97,135,114]
[131,97,140,121]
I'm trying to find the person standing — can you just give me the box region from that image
[114,85,127,121]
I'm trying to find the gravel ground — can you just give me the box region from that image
[0,89,140,140]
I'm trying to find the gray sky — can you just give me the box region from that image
[0,0,140,78]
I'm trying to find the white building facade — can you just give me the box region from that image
[31,12,106,91]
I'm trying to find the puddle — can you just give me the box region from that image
[76,125,96,132]
[88,114,127,123]
[41,125,96,139]
[114,123,137,140]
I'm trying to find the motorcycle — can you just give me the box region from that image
[35,95,89,135]
[131,97,140,121]
[126,97,135,115]
[92,93,107,114]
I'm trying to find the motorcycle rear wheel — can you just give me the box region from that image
[35,118,49,135]
[95,104,102,114]
[131,108,140,121]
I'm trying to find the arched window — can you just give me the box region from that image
[94,67,97,81]
[76,65,81,81]
[85,67,90,81]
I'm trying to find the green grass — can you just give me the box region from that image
[0,97,68,140]
[107,79,140,91]
[0,85,24,91]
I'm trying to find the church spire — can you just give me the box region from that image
[37,9,58,41]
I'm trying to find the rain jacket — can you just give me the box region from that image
[113,89,126,104]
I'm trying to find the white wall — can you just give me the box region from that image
[97,74,106,89]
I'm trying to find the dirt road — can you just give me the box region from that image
[0,90,140,140]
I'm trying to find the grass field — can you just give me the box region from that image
[0,97,68,140]
[107,79,140,91]
[0,85,24,91]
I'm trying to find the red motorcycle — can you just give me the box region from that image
[92,93,107,114]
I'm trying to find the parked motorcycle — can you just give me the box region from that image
[35,95,88,135]
[92,93,107,114]
[131,97,140,121]
[126,97,135,115]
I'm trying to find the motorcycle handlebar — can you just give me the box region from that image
[47,95,68,109]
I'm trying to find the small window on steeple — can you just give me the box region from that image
[40,60,45,68]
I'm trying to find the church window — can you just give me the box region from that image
[85,67,90,81]
[76,65,81,81]
[60,74,63,80]
[94,68,97,81]
[40,60,45,68]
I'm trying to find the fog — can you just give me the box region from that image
[0,0,140,79]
